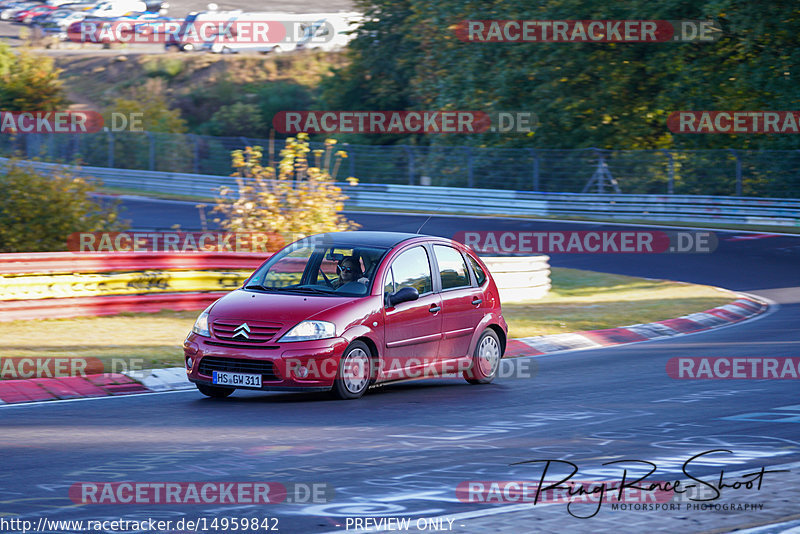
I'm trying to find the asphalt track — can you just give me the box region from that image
[2,200,800,533]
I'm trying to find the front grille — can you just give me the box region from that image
[198,356,278,381]
[212,320,282,343]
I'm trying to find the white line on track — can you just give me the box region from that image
[0,388,196,409]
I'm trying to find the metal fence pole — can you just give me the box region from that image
[189,134,200,174]
[403,145,415,185]
[106,130,114,168]
[147,132,155,171]
[531,148,540,191]
[466,147,474,187]
[729,148,742,196]
[662,149,675,195]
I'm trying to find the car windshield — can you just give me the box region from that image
[245,241,388,297]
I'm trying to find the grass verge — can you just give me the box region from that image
[0,268,738,373]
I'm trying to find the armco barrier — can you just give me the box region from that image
[482,256,551,302]
[0,252,267,321]
[0,251,549,321]
[7,158,800,227]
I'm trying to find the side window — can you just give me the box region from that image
[467,254,487,286]
[434,245,471,290]
[390,246,433,295]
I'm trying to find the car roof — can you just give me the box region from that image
[309,231,431,248]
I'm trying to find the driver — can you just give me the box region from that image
[333,256,367,288]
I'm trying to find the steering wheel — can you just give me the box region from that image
[320,269,335,288]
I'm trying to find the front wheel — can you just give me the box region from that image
[331,341,373,400]
[464,329,502,384]
[196,383,234,398]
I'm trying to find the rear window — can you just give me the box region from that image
[467,254,487,286]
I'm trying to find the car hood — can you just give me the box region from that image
[208,289,353,327]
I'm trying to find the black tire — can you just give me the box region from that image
[331,341,374,400]
[196,383,234,398]
[464,329,502,385]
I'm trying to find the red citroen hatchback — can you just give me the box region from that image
[185,231,508,400]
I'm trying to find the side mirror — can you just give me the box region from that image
[388,286,419,307]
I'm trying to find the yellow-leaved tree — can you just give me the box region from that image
[213,133,359,249]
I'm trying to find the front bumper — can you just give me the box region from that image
[184,333,349,391]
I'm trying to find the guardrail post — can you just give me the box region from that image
[729,148,742,196]
[466,147,474,187]
[662,149,675,194]
[147,132,155,171]
[530,148,540,191]
[106,130,114,168]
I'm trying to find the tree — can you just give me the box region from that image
[0,42,66,111]
[322,0,800,150]
[212,134,359,247]
[0,160,125,252]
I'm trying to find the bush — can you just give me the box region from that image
[212,134,358,247]
[0,160,125,252]
[0,42,66,111]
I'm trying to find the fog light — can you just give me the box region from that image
[297,365,309,378]
[186,357,193,370]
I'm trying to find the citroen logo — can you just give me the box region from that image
[233,323,251,339]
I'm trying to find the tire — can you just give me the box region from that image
[464,329,502,384]
[331,341,374,400]
[196,383,234,398]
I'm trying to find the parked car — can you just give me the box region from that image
[15,4,56,23]
[39,10,86,39]
[0,1,40,20]
[185,231,508,400]
[164,9,241,51]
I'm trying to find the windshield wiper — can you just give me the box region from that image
[283,286,337,294]
[244,284,278,291]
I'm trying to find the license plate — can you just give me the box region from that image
[212,371,262,388]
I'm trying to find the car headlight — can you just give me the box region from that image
[279,320,335,342]
[191,308,211,337]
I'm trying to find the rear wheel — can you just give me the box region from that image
[464,329,501,384]
[331,341,373,400]
[196,383,234,398]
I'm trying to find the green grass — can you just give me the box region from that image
[0,268,738,372]
[503,268,736,338]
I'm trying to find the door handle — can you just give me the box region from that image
[429,305,441,313]
[472,298,483,306]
